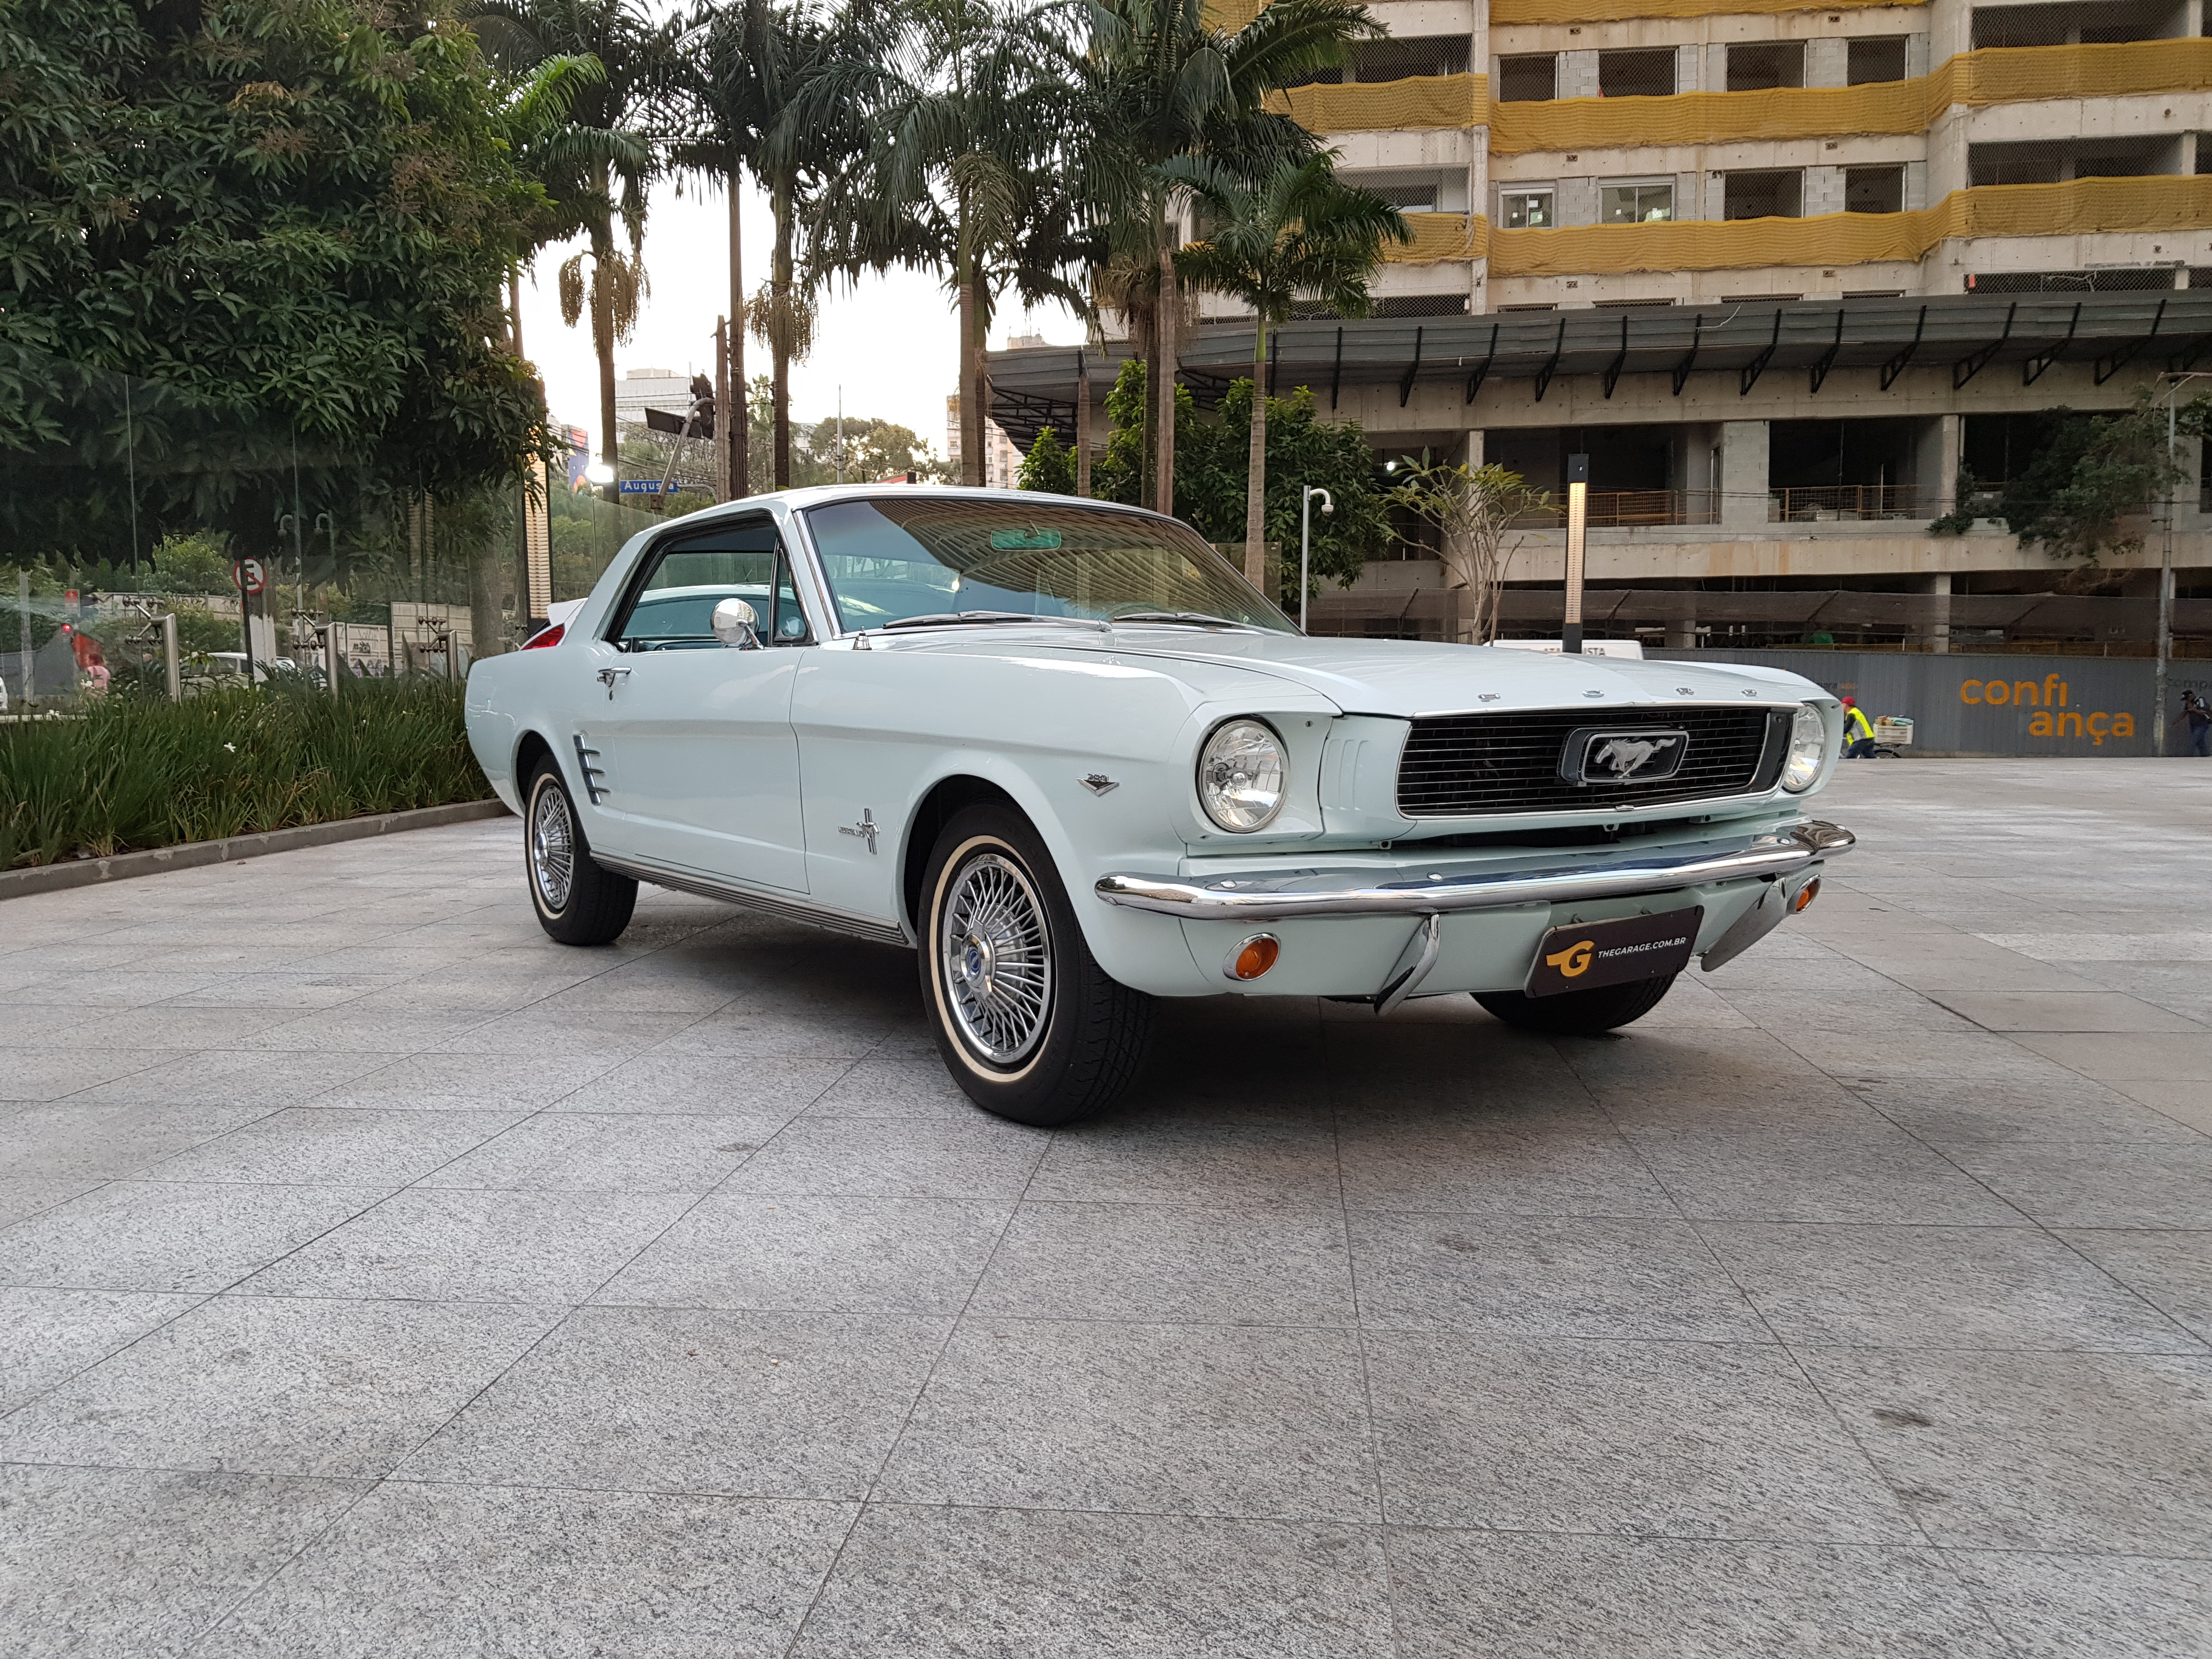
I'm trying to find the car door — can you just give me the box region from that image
[577,515,812,893]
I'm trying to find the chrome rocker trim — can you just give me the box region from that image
[1096,820,1855,923]
[593,855,910,948]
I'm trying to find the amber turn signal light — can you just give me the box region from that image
[1792,878,1821,914]
[1228,935,1280,981]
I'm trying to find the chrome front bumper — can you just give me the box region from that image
[1096,820,1854,923]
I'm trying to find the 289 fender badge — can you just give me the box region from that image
[1080,774,1119,795]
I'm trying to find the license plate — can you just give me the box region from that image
[1525,909,1704,997]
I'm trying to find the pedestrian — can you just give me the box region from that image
[1841,695,1877,759]
[2177,690,2212,758]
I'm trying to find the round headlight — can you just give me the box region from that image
[1781,704,1827,792]
[1198,719,1286,831]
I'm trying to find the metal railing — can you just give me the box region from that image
[1510,489,1719,529]
[1769,485,1922,522]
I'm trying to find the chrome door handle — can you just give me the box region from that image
[596,667,631,699]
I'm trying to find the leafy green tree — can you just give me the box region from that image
[1019,427,1077,493]
[1091,361,1386,597]
[1170,153,1404,582]
[1995,394,2196,567]
[1,0,552,569]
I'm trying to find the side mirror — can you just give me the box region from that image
[712,598,761,647]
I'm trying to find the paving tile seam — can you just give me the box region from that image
[1711,873,2212,1350]
[1700,879,2208,1654]
[765,1101,1046,1659]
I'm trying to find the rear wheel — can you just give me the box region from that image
[1474,972,1677,1036]
[524,757,636,946]
[919,805,1153,1126]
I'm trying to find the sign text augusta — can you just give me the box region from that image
[1651,649,2211,757]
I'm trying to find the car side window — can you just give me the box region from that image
[610,518,814,650]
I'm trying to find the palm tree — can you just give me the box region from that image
[467,0,675,501]
[809,0,1090,487]
[1080,0,1378,513]
[1171,153,1406,584]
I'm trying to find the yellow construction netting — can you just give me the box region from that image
[1492,0,1892,21]
[1488,38,2212,151]
[1213,0,1898,29]
[1470,175,2212,274]
[1389,213,1491,264]
[1266,74,1487,134]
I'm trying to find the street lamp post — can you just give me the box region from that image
[1563,453,1590,654]
[1299,486,1334,633]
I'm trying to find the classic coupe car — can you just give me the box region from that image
[465,486,1852,1124]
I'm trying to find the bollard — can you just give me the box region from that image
[162,612,182,702]
[321,623,342,698]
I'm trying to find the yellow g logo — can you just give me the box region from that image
[1546,940,1595,978]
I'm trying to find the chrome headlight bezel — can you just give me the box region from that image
[1780,704,1829,793]
[1197,717,1288,832]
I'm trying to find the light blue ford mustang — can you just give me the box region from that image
[465,484,1853,1124]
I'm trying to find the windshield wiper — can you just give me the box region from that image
[1109,611,1257,630]
[877,611,1105,633]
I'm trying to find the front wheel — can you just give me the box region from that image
[524,757,637,946]
[1474,972,1677,1036]
[919,805,1154,1126]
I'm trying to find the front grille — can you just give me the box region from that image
[1397,707,1785,817]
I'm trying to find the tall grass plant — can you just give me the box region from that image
[1,681,489,869]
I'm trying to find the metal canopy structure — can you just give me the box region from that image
[985,293,2212,449]
[1310,585,2212,641]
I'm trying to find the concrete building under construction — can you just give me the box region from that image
[986,0,2212,652]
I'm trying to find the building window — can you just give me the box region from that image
[1354,35,1471,81]
[1600,180,1675,223]
[1972,0,2172,49]
[1847,37,1909,84]
[1723,170,1803,219]
[1370,180,1442,212]
[1726,41,1804,91]
[1498,53,1558,101]
[1598,48,1675,98]
[1500,188,1555,229]
[1845,165,1905,214]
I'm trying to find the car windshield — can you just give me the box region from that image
[800,496,1297,634]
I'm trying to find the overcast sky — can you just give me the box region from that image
[517,175,1085,458]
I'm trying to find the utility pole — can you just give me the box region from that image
[2159,394,2175,756]
[15,569,30,706]
[714,318,731,504]
[835,386,845,484]
[1076,348,1092,499]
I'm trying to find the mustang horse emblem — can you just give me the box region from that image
[1593,736,1677,778]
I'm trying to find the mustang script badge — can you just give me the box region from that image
[1558,727,1692,787]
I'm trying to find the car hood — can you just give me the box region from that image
[1080,629,1828,717]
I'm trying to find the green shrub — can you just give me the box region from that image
[0,680,489,868]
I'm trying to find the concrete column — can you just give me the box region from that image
[1667,616,1699,648]
[2187,0,2204,37]
[1464,430,1485,470]
[1704,43,1728,92]
[1903,160,1931,212]
[1929,0,1972,61]
[1555,176,1599,227]
[1804,38,1849,88]
[1923,571,1952,654]
[1905,32,1932,76]
[1559,50,1599,98]
[1675,43,1703,92]
[1803,166,1846,217]
[1719,420,1769,528]
[1914,413,1961,517]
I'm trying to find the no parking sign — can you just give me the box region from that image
[233,557,268,596]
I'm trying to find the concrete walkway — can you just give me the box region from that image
[2,759,2208,1657]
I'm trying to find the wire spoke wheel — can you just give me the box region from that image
[940,851,1053,1066]
[531,780,575,913]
